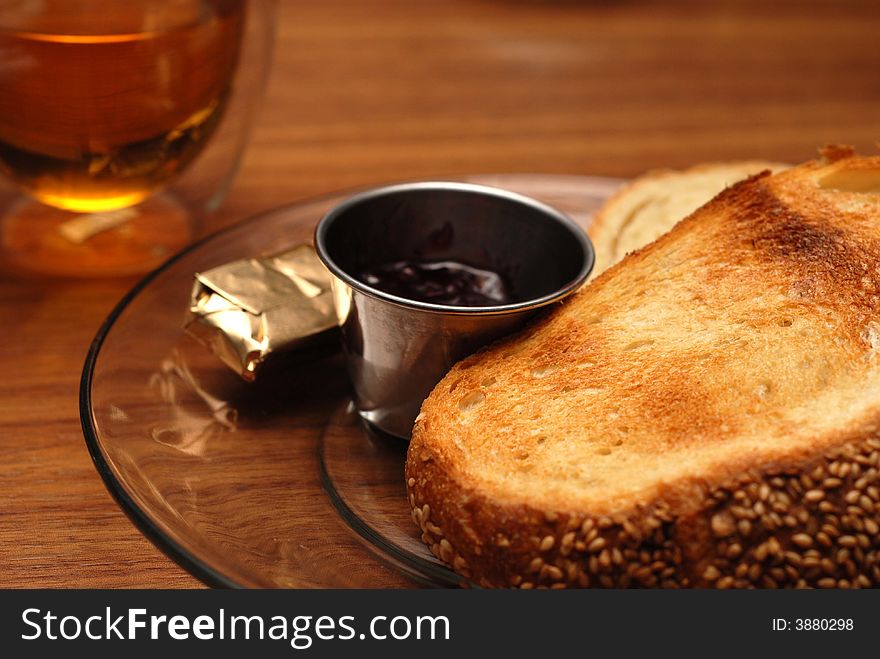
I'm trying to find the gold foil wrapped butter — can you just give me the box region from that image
[186,244,337,381]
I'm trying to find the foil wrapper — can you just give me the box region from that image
[186,244,337,381]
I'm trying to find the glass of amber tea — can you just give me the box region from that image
[0,0,276,277]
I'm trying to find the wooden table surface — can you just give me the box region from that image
[1,0,879,588]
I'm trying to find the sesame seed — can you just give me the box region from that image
[716,576,734,589]
[439,539,453,562]
[634,565,653,581]
[545,565,564,581]
[702,565,720,581]
[426,522,443,535]
[821,523,841,538]
[539,535,555,552]
[838,535,858,548]
[769,567,786,582]
[711,512,735,537]
[792,533,813,548]
[784,551,802,566]
[816,532,832,548]
[754,543,769,562]
[587,537,606,553]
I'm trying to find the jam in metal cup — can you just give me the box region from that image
[315,181,594,439]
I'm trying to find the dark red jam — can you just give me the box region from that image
[360,260,512,306]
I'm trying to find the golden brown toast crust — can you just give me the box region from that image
[406,152,880,588]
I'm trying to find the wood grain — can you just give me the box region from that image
[1,0,879,588]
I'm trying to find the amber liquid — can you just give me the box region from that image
[0,1,244,213]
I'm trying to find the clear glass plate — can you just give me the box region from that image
[80,174,622,587]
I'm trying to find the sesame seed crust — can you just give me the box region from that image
[405,434,880,588]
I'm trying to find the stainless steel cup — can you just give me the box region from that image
[315,181,594,439]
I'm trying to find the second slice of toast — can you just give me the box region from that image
[589,160,788,277]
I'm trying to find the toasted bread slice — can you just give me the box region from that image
[406,148,880,588]
[589,161,789,277]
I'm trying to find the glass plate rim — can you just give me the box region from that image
[78,174,624,588]
[77,206,286,588]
